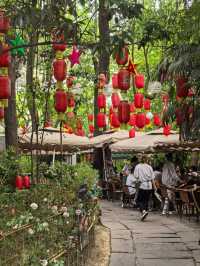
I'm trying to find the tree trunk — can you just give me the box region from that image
[5,59,18,149]
[94,0,110,135]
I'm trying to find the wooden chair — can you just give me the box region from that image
[179,190,195,220]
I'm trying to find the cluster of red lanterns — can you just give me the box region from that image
[88,114,94,137]
[0,10,11,121]
[53,37,67,121]
[97,74,107,130]
[15,175,30,190]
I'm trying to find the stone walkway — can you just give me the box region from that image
[101,200,200,266]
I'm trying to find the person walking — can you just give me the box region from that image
[134,155,155,221]
[162,153,181,215]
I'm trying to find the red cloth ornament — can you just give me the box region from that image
[118,100,130,124]
[118,68,130,91]
[134,74,144,89]
[127,59,137,74]
[0,10,10,33]
[129,114,136,126]
[111,112,120,128]
[112,73,118,89]
[111,93,120,108]
[0,45,10,67]
[153,114,161,127]
[129,128,135,138]
[97,112,106,128]
[134,93,144,109]
[0,76,11,100]
[130,102,135,113]
[115,46,129,65]
[97,93,106,109]
[144,99,151,110]
[54,89,67,113]
[136,113,146,129]
[15,176,23,190]
[23,175,30,189]
[145,116,151,125]
[53,59,66,81]
[163,125,171,136]
[89,124,94,134]
[68,45,81,67]
[88,114,94,122]
[53,42,67,51]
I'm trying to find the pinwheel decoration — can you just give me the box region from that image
[68,45,81,67]
[10,34,26,56]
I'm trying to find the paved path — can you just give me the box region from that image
[101,200,200,266]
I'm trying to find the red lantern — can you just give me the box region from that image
[0,107,4,120]
[176,77,188,98]
[111,93,120,108]
[0,46,10,67]
[97,112,106,128]
[66,76,74,88]
[115,46,129,65]
[89,124,94,134]
[97,93,106,109]
[144,99,151,110]
[145,116,151,125]
[111,112,120,128]
[134,93,144,109]
[130,102,135,113]
[163,125,171,136]
[54,89,67,113]
[0,10,10,33]
[134,74,144,89]
[67,93,75,107]
[15,176,23,190]
[0,76,11,100]
[112,73,118,89]
[88,114,93,122]
[129,128,135,138]
[23,175,30,189]
[136,113,146,129]
[76,128,85,136]
[153,114,161,126]
[129,114,136,126]
[53,59,66,81]
[118,100,130,124]
[118,68,130,91]
[53,42,67,51]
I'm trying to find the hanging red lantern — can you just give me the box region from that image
[118,68,130,91]
[111,112,120,128]
[76,128,85,136]
[89,124,94,134]
[54,89,67,113]
[67,93,75,107]
[134,93,144,109]
[0,10,10,33]
[53,59,66,81]
[145,116,151,125]
[111,92,120,108]
[115,46,129,65]
[97,93,106,109]
[0,46,10,67]
[129,128,135,138]
[130,102,135,113]
[15,175,23,190]
[134,74,144,89]
[129,114,136,126]
[53,42,67,51]
[144,98,151,110]
[163,125,171,136]
[176,77,188,98]
[23,175,30,189]
[136,113,146,129]
[97,112,106,128]
[153,114,161,126]
[118,100,130,124]
[0,76,11,100]
[0,107,4,120]
[112,73,118,89]
[88,114,93,122]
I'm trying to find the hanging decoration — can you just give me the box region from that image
[136,113,146,129]
[115,46,129,66]
[129,127,135,138]
[0,9,11,113]
[110,111,120,129]
[134,93,144,109]
[118,100,130,126]
[97,73,107,130]
[153,114,161,127]
[144,98,151,110]
[68,45,81,67]
[163,124,171,136]
[10,33,26,56]
[134,74,145,89]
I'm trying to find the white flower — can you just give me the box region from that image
[30,203,38,210]
[63,212,70,218]
[61,206,68,212]
[42,222,49,228]
[28,228,34,235]
[75,209,81,216]
[51,205,58,214]
[40,259,48,266]
[43,198,48,203]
